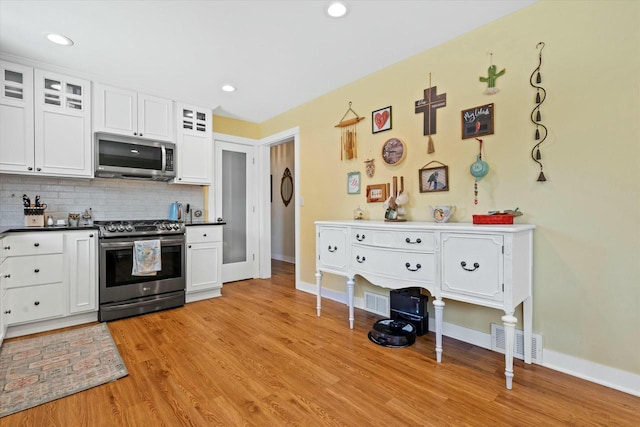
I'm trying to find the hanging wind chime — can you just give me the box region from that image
[470,138,489,205]
[336,101,365,161]
[530,42,548,182]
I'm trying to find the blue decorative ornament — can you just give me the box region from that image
[470,155,489,180]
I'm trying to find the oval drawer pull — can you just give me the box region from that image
[34,268,40,273]
[34,242,40,247]
[356,234,366,241]
[405,237,422,244]
[405,262,422,272]
[327,245,337,253]
[460,261,480,271]
[356,255,366,263]
[34,301,40,306]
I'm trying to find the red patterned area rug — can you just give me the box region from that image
[0,323,128,417]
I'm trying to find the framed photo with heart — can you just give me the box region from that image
[372,106,392,133]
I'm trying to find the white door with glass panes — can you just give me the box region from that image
[175,104,212,185]
[214,139,257,282]
[0,61,34,174]
[34,69,92,177]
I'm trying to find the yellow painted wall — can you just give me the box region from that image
[254,0,640,375]
[213,114,260,139]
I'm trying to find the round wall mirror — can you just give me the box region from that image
[281,167,293,207]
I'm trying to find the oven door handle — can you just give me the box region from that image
[100,238,185,249]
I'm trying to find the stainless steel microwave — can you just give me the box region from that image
[94,132,176,181]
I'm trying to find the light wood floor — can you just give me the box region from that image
[4,260,639,426]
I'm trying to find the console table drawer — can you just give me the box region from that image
[351,228,434,251]
[352,246,435,282]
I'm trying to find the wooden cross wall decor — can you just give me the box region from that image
[415,86,447,136]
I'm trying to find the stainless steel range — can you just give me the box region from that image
[96,219,186,322]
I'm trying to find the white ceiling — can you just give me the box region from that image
[0,0,536,123]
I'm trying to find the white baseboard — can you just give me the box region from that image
[272,253,295,264]
[296,279,640,397]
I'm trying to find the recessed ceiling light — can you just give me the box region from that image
[326,1,349,18]
[46,33,74,46]
[222,84,236,92]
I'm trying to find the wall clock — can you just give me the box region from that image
[381,138,406,165]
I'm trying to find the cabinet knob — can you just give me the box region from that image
[3,274,10,278]
[34,268,40,273]
[89,234,94,238]
[327,245,337,253]
[37,168,41,171]
[34,301,40,306]
[34,242,40,247]
[460,261,480,272]
[356,255,366,263]
[3,246,9,250]
[28,167,33,171]
[4,310,10,314]
[139,133,143,137]
[134,132,138,136]
[356,234,365,241]
[188,245,192,248]
[203,233,207,237]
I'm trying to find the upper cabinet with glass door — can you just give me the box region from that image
[0,61,35,174]
[0,61,92,178]
[33,69,92,177]
[93,83,174,142]
[174,103,212,185]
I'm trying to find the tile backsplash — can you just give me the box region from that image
[0,174,205,227]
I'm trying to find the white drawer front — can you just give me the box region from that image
[318,227,348,271]
[2,254,64,288]
[4,232,63,256]
[441,233,504,303]
[352,246,435,282]
[5,282,66,325]
[352,228,434,251]
[187,226,222,243]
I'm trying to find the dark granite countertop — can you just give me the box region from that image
[0,224,99,238]
[185,222,226,226]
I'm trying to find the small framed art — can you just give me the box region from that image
[419,163,449,193]
[347,171,361,194]
[461,103,494,139]
[372,106,392,133]
[366,184,387,202]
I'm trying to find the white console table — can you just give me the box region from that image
[315,220,535,389]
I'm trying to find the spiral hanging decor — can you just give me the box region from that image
[530,42,548,182]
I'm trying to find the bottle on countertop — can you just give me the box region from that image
[47,215,54,226]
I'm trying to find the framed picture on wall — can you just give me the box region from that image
[366,184,387,202]
[419,163,449,192]
[461,103,494,139]
[372,106,392,133]
[347,171,361,194]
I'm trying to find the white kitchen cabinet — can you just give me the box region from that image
[64,230,97,314]
[0,60,35,173]
[0,61,92,178]
[174,103,212,185]
[93,83,174,142]
[0,236,6,344]
[0,230,98,343]
[34,69,92,177]
[1,232,66,326]
[186,225,223,302]
[315,220,535,390]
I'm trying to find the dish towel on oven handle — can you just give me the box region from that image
[132,239,162,276]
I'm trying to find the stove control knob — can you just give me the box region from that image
[117,224,125,232]
[173,224,180,230]
[159,223,167,230]
[125,224,133,232]
[107,224,117,232]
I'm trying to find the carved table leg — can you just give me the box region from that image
[502,314,518,389]
[315,271,322,317]
[347,276,355,329]
[433,299,445,363]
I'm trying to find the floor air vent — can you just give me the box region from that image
[491,323,542,364]
[364,291,389,317]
